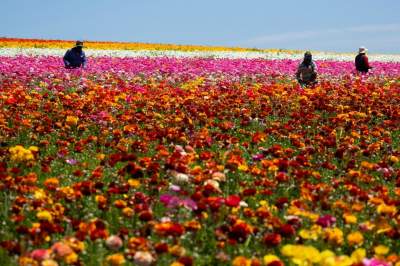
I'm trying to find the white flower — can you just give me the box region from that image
[133,251,155,266]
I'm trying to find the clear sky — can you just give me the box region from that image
[1,0,399,54]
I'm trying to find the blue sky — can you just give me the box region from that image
[1,0,399,53]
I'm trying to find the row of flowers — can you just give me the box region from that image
[1,55,400,78]
[0,37,284,52]
[1,38,399,62]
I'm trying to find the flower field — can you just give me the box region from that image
[0,39,400,266]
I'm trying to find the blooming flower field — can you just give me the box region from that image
[0,39,400,266]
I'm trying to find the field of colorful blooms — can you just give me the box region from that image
[2,38,400,62]
[0,39,400,266]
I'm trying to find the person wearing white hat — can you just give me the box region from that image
[355,46,372,73]
[63,40,87,69]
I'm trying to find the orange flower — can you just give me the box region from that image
[347,231,364,246]
[65,116,79,126]
[232,256,251,266]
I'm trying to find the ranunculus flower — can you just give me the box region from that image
[106,235,123,250]
[30,249,51,261]
[133,251,155,266]
[225,195,241,207]
[316,214,336,228]
[51,242,73,258]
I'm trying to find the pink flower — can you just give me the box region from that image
[106,235,123,250]
[51,242,73,258]
[159,194,197,210]
[363,258,390,266]
[31,249,51,261]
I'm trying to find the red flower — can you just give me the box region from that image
[155,242,169,253]
[138,210,153,221]
[279,224,296,237]
[263,233,282,246]
[225,195,241,207]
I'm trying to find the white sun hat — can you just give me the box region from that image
[359,46,368,54]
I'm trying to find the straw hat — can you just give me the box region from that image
[359,46,368,54]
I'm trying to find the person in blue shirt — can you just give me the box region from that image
[63,41,87,69]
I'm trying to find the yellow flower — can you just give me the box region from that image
[324,227,344,245]
[29,146,39,152]
[374,245,389,256]
[66,115,79,126]
[9,145,36,162]
[37,210,53,222]
[319,250,336,266]
[41,259,59,266]
[263,254,281,264]
[351,248,366,263]
[347,231,364,246]
[105,253,126,266]
[34,189,47,200]
[299,225,322,240]
[281,245,321,264]
[343,213,357,224]
[238,164,248,171]
[64,252,78,264]
[390,155,399,163]
[377,203,397,216]
[333,256,354,266]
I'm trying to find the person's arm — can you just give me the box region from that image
[312,62,318,72]
[63,50,71,67]
[311,62,318,80]
[81,51,87,68]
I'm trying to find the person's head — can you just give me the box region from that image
[74,40,84,51]
[303,51,312,65]
[359,46,368,54]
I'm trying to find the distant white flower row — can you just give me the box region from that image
[1,47,399,62]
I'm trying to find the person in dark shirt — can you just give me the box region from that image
[355,46,372,74]
[296,51,317,87]
[63,41,87,69]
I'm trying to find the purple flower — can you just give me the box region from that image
[159,194,197,211]
[66,158,77,165]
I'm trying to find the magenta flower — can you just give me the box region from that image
[363,258,390,266]
[316,214,336,228]
[159,194,197,210]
